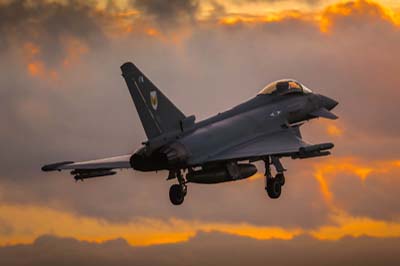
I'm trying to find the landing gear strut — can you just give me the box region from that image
[169,170,187,205]
[264,156,286,199]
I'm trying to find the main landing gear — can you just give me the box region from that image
[264,156,286,199]
[168,170,187,205]
[167,157,286,204]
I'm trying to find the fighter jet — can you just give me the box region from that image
[42,62,339,205]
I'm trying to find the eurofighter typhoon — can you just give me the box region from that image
[42,62,339,205]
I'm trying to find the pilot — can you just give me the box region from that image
[276,81,289,94]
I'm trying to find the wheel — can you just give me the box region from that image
[266,178,282,199]
[169,184,185,205]
[276,173,285,186]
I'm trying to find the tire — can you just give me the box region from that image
[276,173,285,186]
[169,184,185,205]
[266,178,282,199]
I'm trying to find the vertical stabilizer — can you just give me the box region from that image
[121,62,186,140]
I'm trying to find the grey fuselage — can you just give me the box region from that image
[131,92,334,171]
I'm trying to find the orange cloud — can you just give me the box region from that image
[218,11,304,26]
[26,62,59,81]
[2,199,400,247]
[312,157,400,206]
[307,157,400,240]
[0,157,399,247]
[326,124,343,137]
[319,0,400,33]
[311,212,400,240]
[98,8,140,37]
[23,42,40,57]
[61,36,89,68]
[0,203,302,247]
[311,157,400,238]
[111,9,140,18]
[23,42,59,81]
[145,27,161,37]
[27,61,45,77]
[215,1,400,33]
[21,36,90,81]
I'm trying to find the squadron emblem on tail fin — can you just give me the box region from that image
[150,90,158,110]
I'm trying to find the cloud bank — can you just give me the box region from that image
[2,233,400,265]
[0,1,399,262]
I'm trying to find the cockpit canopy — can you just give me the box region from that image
[258,79,312,95]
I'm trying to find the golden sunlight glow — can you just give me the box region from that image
[22,37,89,81]
[0,158,398,247]
[312,157,400,205]
[248,172,264,181]
[145,28,161,37]
[310,157,400,239]
[312,212,400,240]
[18,1,400,52]
[0,203,302,247]
[26,62,59,81]
[111,9,139,18]
[23,42,58,81]
[313,159,374,204]
[218,11,304,26]
[214,1,400,32]
[213,224,302,240]
[326,124,343,136]
[314,168,335,204]
[27,61,45,77]
[319,0,400,33]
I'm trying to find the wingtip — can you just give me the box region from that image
[41,161,74,172]
[41,165,51,172]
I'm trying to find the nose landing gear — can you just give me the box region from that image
[264,156,286,199]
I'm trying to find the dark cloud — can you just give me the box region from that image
[0,0,106,66]
[133,0,199,25]
[0,0,112,175]
[1,233,400,265]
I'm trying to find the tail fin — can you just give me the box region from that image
[121,62,186,140]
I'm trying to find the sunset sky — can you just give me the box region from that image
[1,0,400,264]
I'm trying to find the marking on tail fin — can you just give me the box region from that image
[150,91,158,110]
[133,79,162,133]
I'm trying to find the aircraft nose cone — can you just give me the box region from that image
[319,95,338,110]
